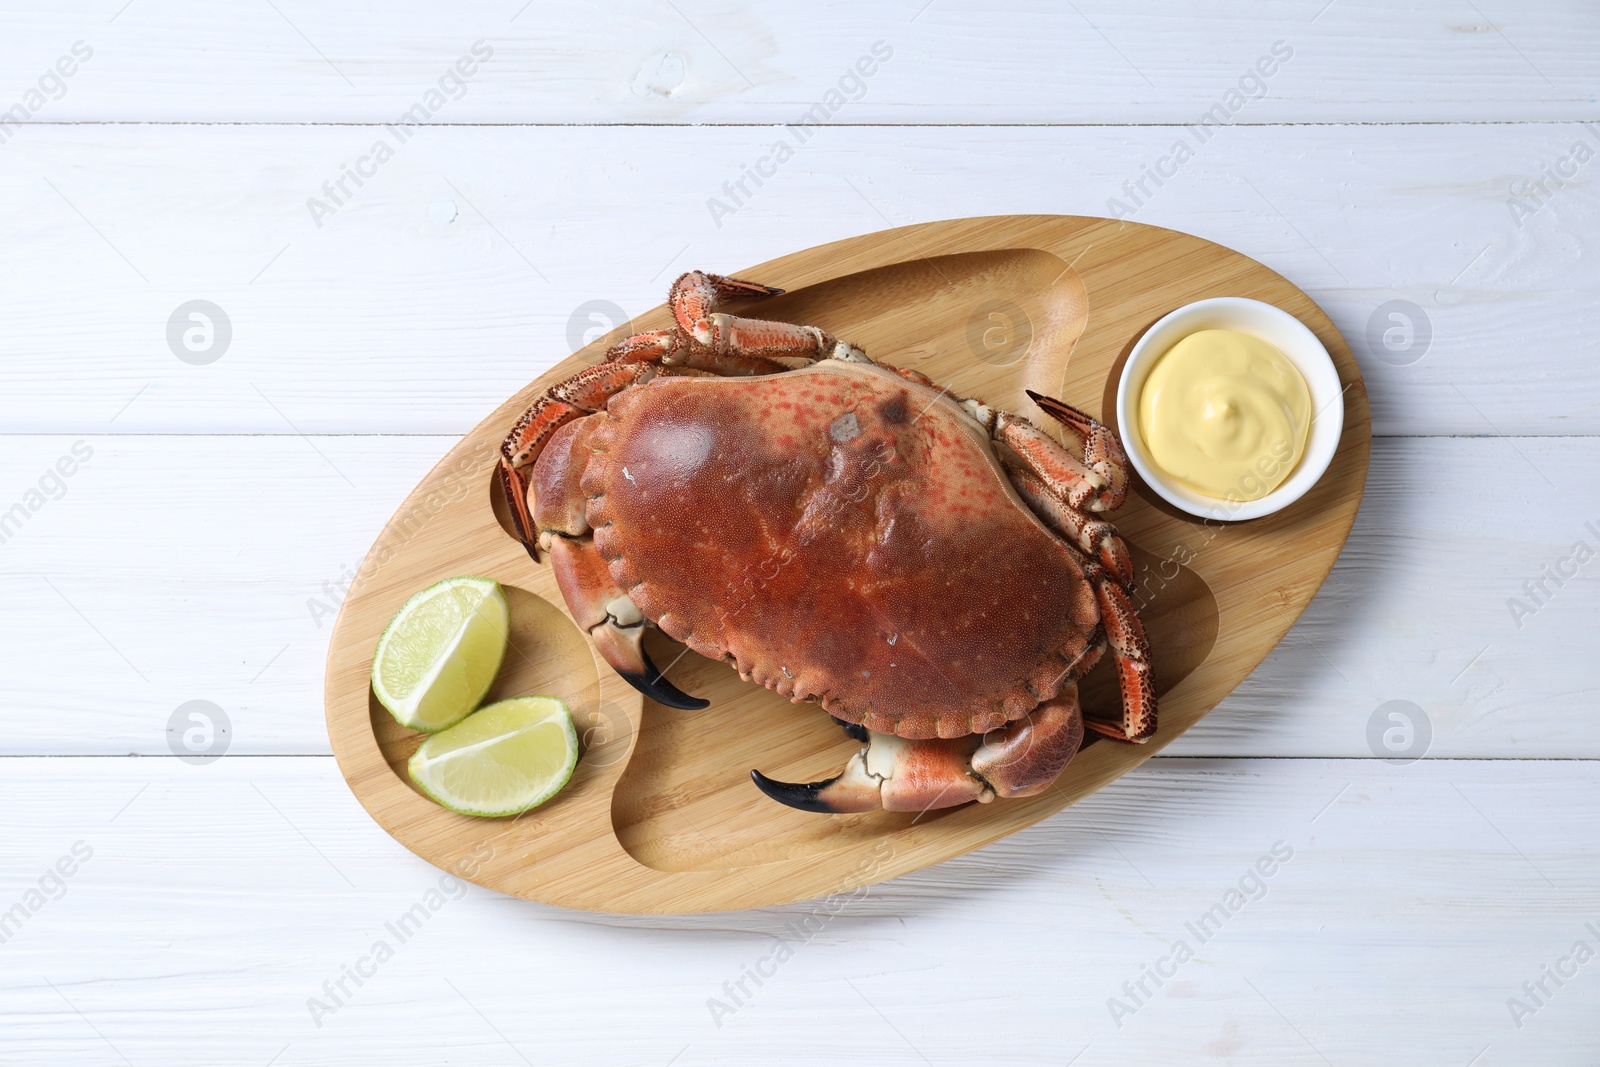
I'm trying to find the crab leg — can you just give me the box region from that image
[547,533,708,710]
[609,324,792,377]
[670,270,785,338]
[1082,578,1157,743]
[1007,468,1135,589]
[673,270,861,364]
[752,690,1085,813]
[1025,390,1130,511]
[987,411,1107,513]
[499,360,659,561]
[991,393,1151,739]
[972,392,1129,514]
[605,328,684,367]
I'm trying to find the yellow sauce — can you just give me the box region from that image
[1137,329,1311,501]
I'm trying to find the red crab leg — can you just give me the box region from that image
[990,412,1108,514]
[672,270,852,365]
[752,689,1085,813]
[1082,578,1157,743]
[611,326,792,377]
[1025,391,1130,512]
[1007,468,1136,589]
[670,271,785,341]
[712,317,843,363]
[604,328,683,366]
[674,335,797,376]
[499,360,657,561]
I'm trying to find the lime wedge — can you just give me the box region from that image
[407,696,579,817]
[371,576,510,732]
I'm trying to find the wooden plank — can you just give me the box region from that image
[1,756,1595,1063]
[1,1,1595,123]
[0,122,1593,437]
[0,434,1593,758]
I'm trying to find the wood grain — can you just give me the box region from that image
[3,0,1595,122]
[324,215,1369,911]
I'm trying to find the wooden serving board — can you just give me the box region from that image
[324,215,1370,914]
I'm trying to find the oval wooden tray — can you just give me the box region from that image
[324,215,1370,914]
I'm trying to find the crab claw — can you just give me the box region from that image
[752,734,990,814]
[750,768,869,814]
[621,647,710,712]
[548,535,708,710]
[752,692,1086,814]
[750,754,886,814]
[588,616,708,711]
[750,717,876,811]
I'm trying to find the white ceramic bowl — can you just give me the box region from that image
[1114,297,1344,522]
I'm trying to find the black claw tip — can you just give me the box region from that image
[619,670,708,710]
[750,769,840,813]
[830,715,869,743]
[616,644,708,710]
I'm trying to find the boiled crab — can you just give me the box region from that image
[498,272,1155,813]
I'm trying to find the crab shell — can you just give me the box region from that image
[574,358,1104,741]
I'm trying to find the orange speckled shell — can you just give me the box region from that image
[580,361,1101,740]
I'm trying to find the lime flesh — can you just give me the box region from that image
[408,696,579,817]
[371,576,509,732]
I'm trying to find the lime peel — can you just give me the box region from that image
[408,696,579,818]
[371,575,510,733]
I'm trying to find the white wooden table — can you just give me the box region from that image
[3,2,1597,1063]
